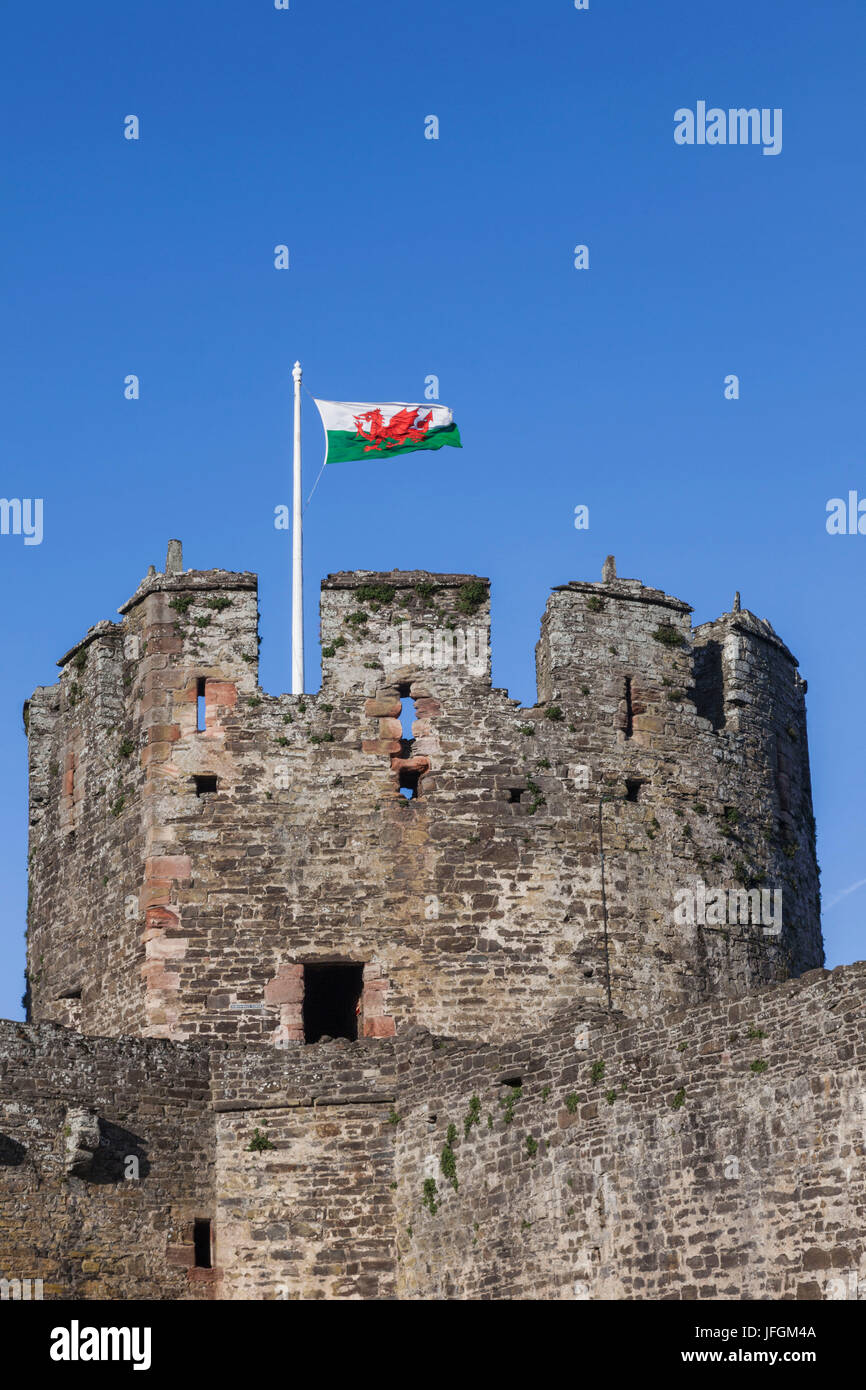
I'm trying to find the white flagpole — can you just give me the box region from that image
[291,360,304,694]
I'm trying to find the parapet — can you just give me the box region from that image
[23,548,824,1048]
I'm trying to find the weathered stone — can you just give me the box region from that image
[4,555,842,1303]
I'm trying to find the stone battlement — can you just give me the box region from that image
[2,544,855,1303]
[23,546,822,1046]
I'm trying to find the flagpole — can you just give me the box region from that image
[291,360,304,694]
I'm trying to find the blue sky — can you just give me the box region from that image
[0,0,863,1019]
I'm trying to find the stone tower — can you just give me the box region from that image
[24,549,823,1047]
[7,548,851,1305]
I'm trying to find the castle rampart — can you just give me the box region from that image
[1,961,862,1300]
[24,550,822,1047]
[2,549,858,1303]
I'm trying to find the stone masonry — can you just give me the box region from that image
[24,549,821,1045]
[1,545,857,1300]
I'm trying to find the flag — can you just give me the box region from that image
[312,399,461,464]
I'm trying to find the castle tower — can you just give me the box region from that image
[535,560,823,1013]
[25,552,823,1046]
[25,543,259,1036]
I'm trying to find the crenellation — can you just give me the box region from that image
[1,548,850,1301]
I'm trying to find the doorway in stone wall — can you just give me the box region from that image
[302,963,364,1043]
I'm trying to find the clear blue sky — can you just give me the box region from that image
[1,0,863,1019]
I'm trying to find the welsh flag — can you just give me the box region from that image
[313,399,461,464]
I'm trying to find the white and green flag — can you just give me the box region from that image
[312,399,462,464]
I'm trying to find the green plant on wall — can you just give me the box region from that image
[440,1141,458,1191]
[499,1085,522,1124]
[247,1128,275,1152]
[356,583,396,607]
[456,580,486,616]
[463,1095,481,1138]
[422,1177,439,1214]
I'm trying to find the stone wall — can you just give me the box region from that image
[393,963,866,1300]
[0,1022,215,1300]
[211,1040,399,1300]
[2,964,863,1300]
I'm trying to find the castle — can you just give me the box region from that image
[1,546,863,1300]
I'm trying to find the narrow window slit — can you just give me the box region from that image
[398,695,416,742]
[625,778,643,803]
[193,1219,212,1269]
[196,678,207,732]
[624,676,634,740]
[194,775,218,797]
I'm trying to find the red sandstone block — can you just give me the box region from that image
[390,756,429,775]
[413,698,441,718]
[166,1247,195,1268]
[206,682,237,708]
[365,698,401,718]
[362,739,401,755]
[139,882,173,910]
[364,1016,396,1038]
[378,717,403,739]
[146,905,180,931]
[145,855,192,882]
[265,963,304,1005]
[149,724,181,744]
[141,744,171,768]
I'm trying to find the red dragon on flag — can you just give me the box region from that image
[353,406,434,452]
